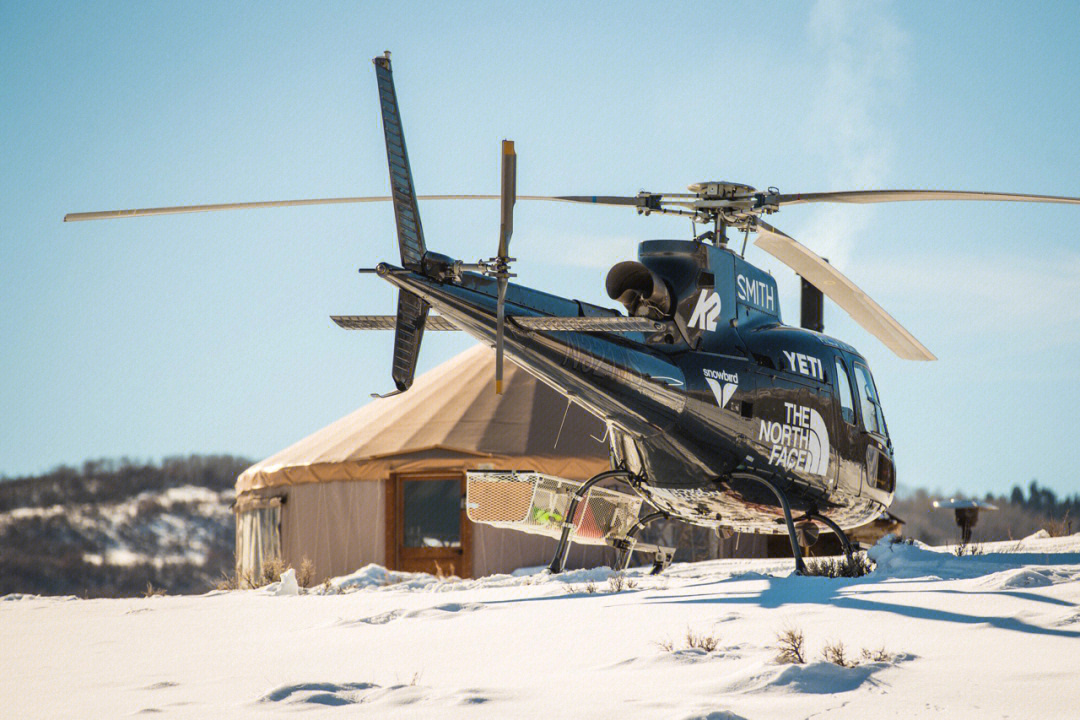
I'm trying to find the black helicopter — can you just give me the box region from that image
[67,53,1080,574]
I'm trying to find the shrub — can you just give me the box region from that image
[296,558,316,588]
[860,646,892,662]
[656,627,720,654]
[775,626,806,664]
[607,573,638,592]
[821,640,852,667]
[684,628,719,652]
[259,558,284,586]
[1044,511,1072,538]
[804,553,874,578]
[953,539,982,557]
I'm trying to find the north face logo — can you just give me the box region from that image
[688,289,721,331]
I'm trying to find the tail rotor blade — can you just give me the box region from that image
[494,140,516,395]
[498,140,516,258]
[495,276,507,395]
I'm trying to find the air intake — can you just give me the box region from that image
[605,261,673,319]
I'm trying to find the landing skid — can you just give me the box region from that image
[545,471,678,575]
[464,469,675,576]
[794,509,856,567]
[733,472,807,575]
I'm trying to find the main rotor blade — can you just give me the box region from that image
[753,220,936,362]
[63,194,609,222]
[771,189,1080,207]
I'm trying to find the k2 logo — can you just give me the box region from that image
[688,289,722,331]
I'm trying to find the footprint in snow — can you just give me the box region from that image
[259,682,378,706]
[347,609,405,625]
[405,602,483,619]
[339,602,482,626]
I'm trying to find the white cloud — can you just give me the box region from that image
[793,1,911,268]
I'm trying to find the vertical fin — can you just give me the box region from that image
[391,289,429,391]
[372,52,426,270]
[373,52,429,392]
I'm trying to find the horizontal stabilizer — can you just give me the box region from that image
[512,316,670,332]
[333,314,670,333]
[332,314,459,331]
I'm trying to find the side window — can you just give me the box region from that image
[834,358,855,424]
[853,363,886,436]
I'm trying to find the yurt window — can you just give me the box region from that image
[234,495,283,584]
[403,479,461,547]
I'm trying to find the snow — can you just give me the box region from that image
[4,534,1080,719]
[274,568,299,596]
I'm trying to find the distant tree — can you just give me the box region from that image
[1010,486,1025,506]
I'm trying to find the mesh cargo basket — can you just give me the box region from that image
[465,471,643,545]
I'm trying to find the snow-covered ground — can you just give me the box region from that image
[5,533,1080,719]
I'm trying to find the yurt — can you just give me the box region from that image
[234,344,617,584]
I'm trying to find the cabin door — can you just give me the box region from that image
[387,473,470,578]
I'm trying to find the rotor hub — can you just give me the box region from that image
[687,181,758,199]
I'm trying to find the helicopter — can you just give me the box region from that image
[66,52,1080,575]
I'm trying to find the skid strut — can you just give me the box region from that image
[797,510,856,566]
[547,469,633,574]
[613,510,669,572]
[738,473,807,575]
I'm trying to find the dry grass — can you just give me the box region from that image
[821,640,852,668]
[684,628,720,652]
[860,646,892,663]
[143,581,166,597]
[803,553,874,578]
[656,627,720,654]
[214,570,243,591]
[775,626,806,664]
[607,573,638,593]
[953,539,982,557]
[259,557,284,586]
[296,558,316,588]
[1044,511,1073,538]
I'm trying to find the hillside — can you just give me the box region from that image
[0,456,248,597]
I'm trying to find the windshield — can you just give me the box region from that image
[853,363,888,436]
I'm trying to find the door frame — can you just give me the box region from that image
[385,470,471,578]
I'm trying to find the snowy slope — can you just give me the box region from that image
[4,534,1080,719]
[0,484,233,568]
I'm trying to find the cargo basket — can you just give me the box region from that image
[465,471,643,545]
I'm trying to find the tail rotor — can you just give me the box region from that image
[494,140,516,395]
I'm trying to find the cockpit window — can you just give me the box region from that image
[853,363,887,436]
[834,358,855,424]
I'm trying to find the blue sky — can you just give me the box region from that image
[3,1,1079,497]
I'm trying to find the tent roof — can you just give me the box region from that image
[237,344,611,493]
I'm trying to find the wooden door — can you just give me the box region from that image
[386,473,470,578]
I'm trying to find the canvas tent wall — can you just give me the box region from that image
[234,344,623,583]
